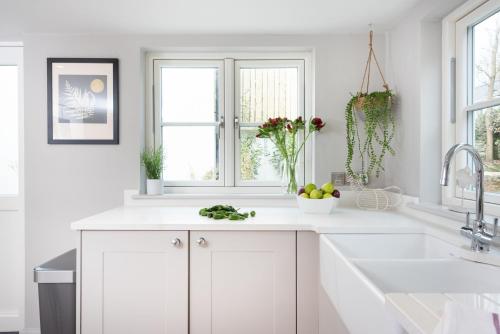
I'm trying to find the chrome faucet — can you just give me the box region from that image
[440,143,498,252]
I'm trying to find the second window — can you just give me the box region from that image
[153,57,306,188]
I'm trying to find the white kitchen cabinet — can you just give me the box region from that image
[190,231,296,334]
[80,231,188,334]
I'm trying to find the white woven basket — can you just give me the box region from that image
[355,186,402,211]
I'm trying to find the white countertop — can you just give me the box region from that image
[71,206,425,233]
[70,199,500,334]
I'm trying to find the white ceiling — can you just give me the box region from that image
[3,0,423,34]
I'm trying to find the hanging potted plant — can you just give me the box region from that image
[141,146,164,195]
[345,30,396,185]
[256,116,325,194]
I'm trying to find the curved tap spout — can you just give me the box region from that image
[440,143,484,223]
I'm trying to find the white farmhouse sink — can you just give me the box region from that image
[319,233,500,334]
[324,233,460,259]
[356,259,500,293]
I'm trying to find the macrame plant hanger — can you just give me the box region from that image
[348,25,393,186]
[349,26,401,211]
[358,27,390,96]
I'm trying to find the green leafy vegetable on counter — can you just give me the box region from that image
[199,205,256,221]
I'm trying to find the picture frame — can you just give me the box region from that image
[47,58,119,144]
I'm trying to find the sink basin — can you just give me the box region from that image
[355,259,500,293]
[319,233,500,334]
[324,233,460,259]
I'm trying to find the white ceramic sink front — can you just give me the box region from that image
[324,233,460,259]
[319,233,500,334]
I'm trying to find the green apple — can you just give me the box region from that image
[304,183,317,194]
[321,182,334,194]
[309,189,323,199]
[300,193,310,199]
[322,193,333,199]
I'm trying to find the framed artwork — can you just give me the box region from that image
[47,58,119,144]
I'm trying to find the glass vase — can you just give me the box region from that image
[281,160,298,194]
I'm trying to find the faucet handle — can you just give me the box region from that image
[462,212,473,231]
[492,218,498,237]
[483,217,498,238]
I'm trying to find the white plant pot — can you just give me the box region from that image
[146,179,163,195]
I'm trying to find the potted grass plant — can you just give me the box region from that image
[141,146,164,195]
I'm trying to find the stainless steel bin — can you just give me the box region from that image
[34,249,76,334]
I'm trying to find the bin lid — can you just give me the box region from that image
[34,249,76,283]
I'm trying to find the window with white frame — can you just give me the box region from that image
[451,0,500,206]
[0,46,22,206]
[149,54,308,189]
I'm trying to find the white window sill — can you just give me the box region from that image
[131,193,295,200]
[406,202,468,223]
[407,201,499,225]
[124,190,297,207]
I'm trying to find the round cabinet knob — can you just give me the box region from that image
[171,238,181,247]
[197,237,207,247]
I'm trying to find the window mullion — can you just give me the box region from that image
[464,97,500,112]
[161,122,220,126]
[224,58,235,187]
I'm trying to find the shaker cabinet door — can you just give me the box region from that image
[80,231,188,334]
[190,231,296,334]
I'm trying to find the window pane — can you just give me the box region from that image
[240,127,281,182]
[161,67,218,122]
[0,66,18,195]
[470,107,500,193]
[239,67,298,123]
[238,66,301,184]
[472,11,500,103]
[162,126,219,182]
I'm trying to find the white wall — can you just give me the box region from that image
[385,18,422,197]
[419,21,444,204]
[385,0,466,201]
[22,33,384,330]
[23,35,142,331]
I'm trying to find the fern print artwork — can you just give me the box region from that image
[58,75,108,123]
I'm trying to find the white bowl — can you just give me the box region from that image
[296,195,338,214]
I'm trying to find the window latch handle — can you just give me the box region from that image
[234,116,240,138]
[216,116,224,140]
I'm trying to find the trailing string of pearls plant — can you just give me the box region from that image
[344,27,401,210]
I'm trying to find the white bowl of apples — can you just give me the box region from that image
[296,182,340,214]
